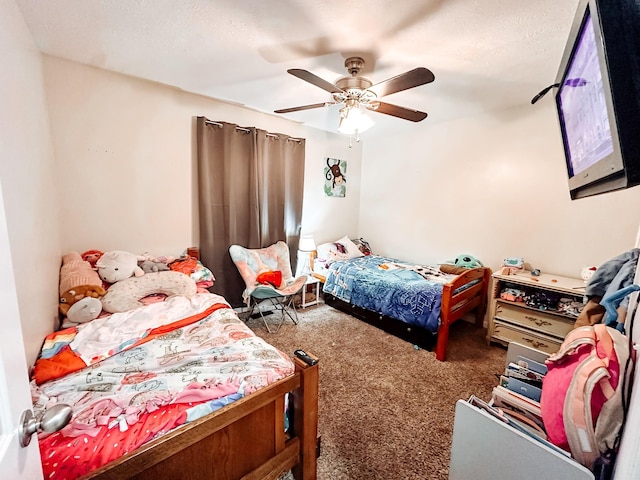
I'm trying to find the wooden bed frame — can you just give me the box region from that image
[81,357,319,480]
[323,267,491,361]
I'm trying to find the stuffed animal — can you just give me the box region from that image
[60,285,106,316]
[138,253,175,273]
[138,259,170,274]
[95,250,145,284]
[452,254,483,269]
[65,297,102,326]
[59,252,106,316]
[100,271,198,313]
[80,249,104,268]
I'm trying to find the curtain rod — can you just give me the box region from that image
[204,119,303,143]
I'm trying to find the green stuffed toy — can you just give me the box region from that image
[452,254,483,269]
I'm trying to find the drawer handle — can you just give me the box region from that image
[524,338,548,349]
[524,315,552,327]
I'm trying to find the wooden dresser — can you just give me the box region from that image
[486,270,585,354]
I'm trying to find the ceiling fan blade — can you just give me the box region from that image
[370,101,428,122]
[274,101,335,114]
[288,69,344,94]
[368,67,435,98]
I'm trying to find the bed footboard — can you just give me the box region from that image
[83,359,319,480]
[436,267,491,361]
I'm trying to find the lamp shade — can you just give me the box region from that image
[338,105,374,135]
[299,235,316,252]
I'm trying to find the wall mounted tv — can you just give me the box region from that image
[554,0,640,199]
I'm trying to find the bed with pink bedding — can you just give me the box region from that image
[30,291,318,479]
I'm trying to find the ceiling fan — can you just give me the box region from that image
[274,56,435,133]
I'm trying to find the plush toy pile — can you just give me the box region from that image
[57,249,215,328]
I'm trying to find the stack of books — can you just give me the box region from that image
[491,343,549,431]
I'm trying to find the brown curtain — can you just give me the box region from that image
[196,117,305,307]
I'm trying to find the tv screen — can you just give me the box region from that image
[559,10,614,177]
[554,0,640,199]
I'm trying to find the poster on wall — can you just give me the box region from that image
[324,157,347,197]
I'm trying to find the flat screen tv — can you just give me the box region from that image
[554,0,640,199]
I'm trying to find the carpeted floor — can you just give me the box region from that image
[254,302,507,480]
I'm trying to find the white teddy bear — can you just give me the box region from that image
[95,250,145,284]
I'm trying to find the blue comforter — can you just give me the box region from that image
[322,255,454,333]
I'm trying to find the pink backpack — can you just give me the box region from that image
[540,324,631,470]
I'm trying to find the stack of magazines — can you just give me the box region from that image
[490,342,549,434]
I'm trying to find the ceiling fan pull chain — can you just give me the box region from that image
[347,130,363,148]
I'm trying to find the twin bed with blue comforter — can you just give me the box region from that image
[321,254,490,361]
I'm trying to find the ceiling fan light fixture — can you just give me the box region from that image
[275,57,433,128]
[338,104,374,135]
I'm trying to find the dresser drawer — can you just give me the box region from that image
[491,320,562,355]
[494,302,574,339]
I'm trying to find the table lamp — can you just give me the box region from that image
[296,235,316,277]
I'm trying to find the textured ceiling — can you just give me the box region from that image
[15,0,580,134]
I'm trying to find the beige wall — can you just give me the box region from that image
[0,0,61,367]
[43,56,361,262]
[361,103,640,278]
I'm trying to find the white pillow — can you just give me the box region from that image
[335,235,365,259]
[315,236,364,268]
[315,242,343,267]
[315,242,334,262]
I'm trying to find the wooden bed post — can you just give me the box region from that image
[475,268,491,327]
[436,312,449,362]
[291,357,319,480]
[436,286,452,362]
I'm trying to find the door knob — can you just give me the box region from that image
[19,404,72,447]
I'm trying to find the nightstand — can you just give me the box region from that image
[300,276,321,308]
